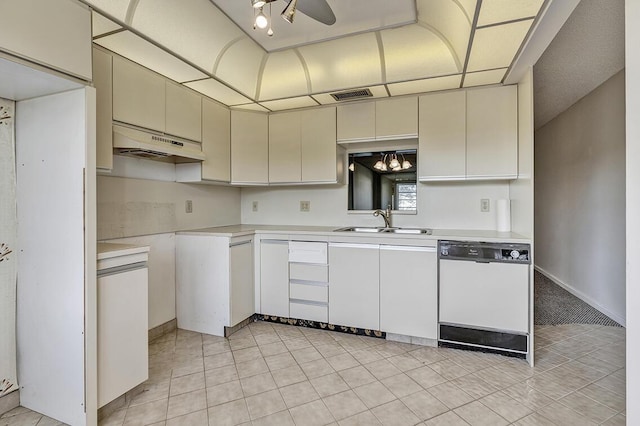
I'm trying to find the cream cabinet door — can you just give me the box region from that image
[269,111,301,183]
[419,91,466,181]
[376,97,418,140]
[336,102,375,142]
[165,82,202,142]
[230,240,254,327]
[231,110,269,184]
[466,85,518,179]
[380,245,437,339]
[260,240,290,318]
[112,56,165,132]
[0,0,92,80]
[329,243,379,330]
[201,98,230,182]
[93,48,113,171]
[301,107,338,183]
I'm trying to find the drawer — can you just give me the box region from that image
[290,263,328,282]
[290,301,328,323]
[289,241,327,264]
[290,282,328,303]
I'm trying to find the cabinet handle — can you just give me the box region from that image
[261,240,288,245]
[328,243,379,249]
[380,245,436,252]
[230,240,252,247]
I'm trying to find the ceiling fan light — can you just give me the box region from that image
[251,0,266,9]
[281,0,298,23]
[255,8,268,29]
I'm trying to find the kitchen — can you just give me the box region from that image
[0,0,636,425]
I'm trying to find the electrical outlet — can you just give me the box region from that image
[185,200,193,213]
[252,201,258,212]
[480,199,490,212]
[300,201,310,212]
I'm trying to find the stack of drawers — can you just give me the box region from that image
[288,241,329,323]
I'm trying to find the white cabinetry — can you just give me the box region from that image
[380,245,437,340]
[165,81,202,142]
[269,107,341,184]
[93,47,113,171]
[329,243,379,330]
[419,91,466,180]
[418,85,518,181]
[176,235,254,336]
[0,0,92,80]
[231,110,269,185]
[260,240,289,318]
[466,85,518,179]
[337,97,417,143]
[112,55,166,132]
[289,242,329,323]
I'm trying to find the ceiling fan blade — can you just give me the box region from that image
[289,0,336,25]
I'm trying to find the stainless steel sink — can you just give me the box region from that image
[334,227,432,235]
[334,226,386,233]
[383,228,432,235]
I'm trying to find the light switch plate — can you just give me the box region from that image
[480,199,490,212]
[300,201,310,212]
[185,200,193,213]
[252,201,258,212]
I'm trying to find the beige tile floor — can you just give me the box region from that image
[0,322,626,425]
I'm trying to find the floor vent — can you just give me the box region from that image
[330,88,373,101]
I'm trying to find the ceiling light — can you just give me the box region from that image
[348,163,355,172]
[402,159,412,169]
[389,154,400,169]
[255,8,268,29]
[373,160,383,170]
[251,0,267,9]
[282,0,298,23]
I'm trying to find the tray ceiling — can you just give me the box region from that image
[86,0,547,111]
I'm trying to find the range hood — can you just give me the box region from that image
[112,124,205,162]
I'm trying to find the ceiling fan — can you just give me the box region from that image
[252,0,336,30]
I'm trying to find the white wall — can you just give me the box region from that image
[241,181,510,230]
[626,1,640,422]
[0,98,17,397]
[535,70,626,325]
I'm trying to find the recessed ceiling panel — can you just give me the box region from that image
[311,85,388,105]
[259,51,309,101]
[94,31,208,83]
[215,38,266,99]
[211,0,416,52]
[185,79,251,106]
[387,74,461,96]
[132,0,246,72]
[232,103,270,112]
[463,68,507,87]
[382,25,459,83]
[467,20,533,72]
[92,11,122,37]
[299,33,382,94]
[478,0,544,26]
[84,0,130,22]
[260,96,318,111]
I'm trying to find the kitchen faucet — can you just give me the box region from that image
[373,205,392,228]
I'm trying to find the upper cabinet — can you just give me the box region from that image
[231,110,269,185]
[0,0,92,80]
[419,85,518,181]
[93,48,113,171]
[269,107,342,185]
[112,55,166,132]
[337,97,418,143]
[165,81,202,142]
[201,99,230,182]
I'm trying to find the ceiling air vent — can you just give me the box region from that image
[330,88,373,102]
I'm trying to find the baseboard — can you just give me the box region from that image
[534,265,626,327]
[0,390,19,416]
[149,318,177,342]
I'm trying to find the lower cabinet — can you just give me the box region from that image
[260,239,290,318]
[380,245,438,339]
[289,241,329,323]
[329,243,380,330]
[176,234,254,336]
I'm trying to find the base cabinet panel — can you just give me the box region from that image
[380,245,437,339]
[260,240,289,318]
[329,243,379,330]
[230,240,254,327]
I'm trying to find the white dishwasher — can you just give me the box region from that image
[438,240,530,356]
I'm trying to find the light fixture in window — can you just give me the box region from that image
[389,154,400,169]
[401,153,413,170]
[348,163,355,172]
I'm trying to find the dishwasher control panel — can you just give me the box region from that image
[439,240,530,264]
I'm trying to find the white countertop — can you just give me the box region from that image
[176,224,531,244]
[97,242,150,260]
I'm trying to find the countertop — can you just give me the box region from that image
[176,224,531,244]
[97,242,150,260]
